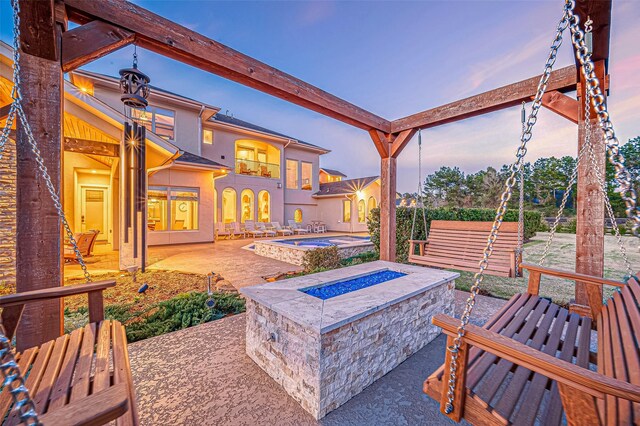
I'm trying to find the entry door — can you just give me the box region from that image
[80,186,108,241]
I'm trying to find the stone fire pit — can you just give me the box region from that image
[240,261,457,419]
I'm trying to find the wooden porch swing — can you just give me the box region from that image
[424,2,640,425]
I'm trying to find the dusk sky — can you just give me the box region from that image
[1,1,638,192]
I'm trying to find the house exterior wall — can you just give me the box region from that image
[204,126,285,225]
[315,181,380,233]
[91,84,202,155]
[147,168,215,245]
[283,146,319,224]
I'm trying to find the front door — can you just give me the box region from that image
[80,186,108,242]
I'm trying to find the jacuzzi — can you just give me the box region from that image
[252,235,374,265]
[240,261,458,419]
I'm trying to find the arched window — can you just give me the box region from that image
[367,196,377,213]
[241,189,255,223]
[294,208,303,223]
[258,190,270,222]
[358,199,366,223]
[222,188,236,223]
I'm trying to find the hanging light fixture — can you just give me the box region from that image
[119,47,150,109]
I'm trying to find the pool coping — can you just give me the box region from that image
[254,236,374,251]
[240,261,459,333]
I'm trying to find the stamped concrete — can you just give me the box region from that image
[128,290,505,425]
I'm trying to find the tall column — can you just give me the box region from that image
[16,51,64,350]
[575,60,606,318]
[379,155,397,261]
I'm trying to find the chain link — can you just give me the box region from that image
[515,102,526,268]
[443,2,573,413]
[566,4,640,238]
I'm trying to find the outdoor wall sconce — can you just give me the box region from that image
[277,182,282,189]
[119,48,151,109]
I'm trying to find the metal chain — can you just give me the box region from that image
[443,2,573,414]
[411,130,428,241]
[538,121,591,265]
[566,4,640,239]
[582,105,635,277]
[515,102,526,268]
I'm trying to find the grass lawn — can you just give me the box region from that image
[451,232,639,305]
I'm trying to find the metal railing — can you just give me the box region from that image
[235,159,280,179]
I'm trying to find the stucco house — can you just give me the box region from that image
[314,174,380,233]
[0,41,379,271]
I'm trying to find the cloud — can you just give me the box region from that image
[297,1,335,27]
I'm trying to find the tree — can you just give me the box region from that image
[423,166,467,208]
[606,136,640,216]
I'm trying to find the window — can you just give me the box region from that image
[131,106,175,140]
[203,129,213,145]
[222,188,236,223]
[286,159,299,189]
[343,199,351,222]
[148,186,198,231]
[171,188,199,230]
[241,189,255,223]
[301,162,312,190]
[358,199,366,223]
[147,187,168,231]
[234,140,280,179]
[367,197,377,219]
[294,209,303,223]
[258,190,270,222]
[368,196,377,211]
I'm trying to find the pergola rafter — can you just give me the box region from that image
[13,0,613,347]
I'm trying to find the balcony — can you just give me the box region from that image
[235,158,280,179]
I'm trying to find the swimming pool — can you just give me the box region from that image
[301,270,406,300]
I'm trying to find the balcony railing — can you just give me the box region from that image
[235,159,280,179]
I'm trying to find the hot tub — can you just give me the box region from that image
[241,261,458,419]
[252,235,374,265]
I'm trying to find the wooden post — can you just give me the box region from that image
[575,60,606,318]
[16,0,64,351]
[380,155,397,262]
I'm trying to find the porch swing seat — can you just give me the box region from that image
[409,221,521,278]
[0,280,139,425]
[424,263,640,425]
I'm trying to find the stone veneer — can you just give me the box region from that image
[253,239,374,266]
[242,262,457,419]
[0,138,16,288]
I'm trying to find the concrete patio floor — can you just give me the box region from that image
[128,290,504,425]
[67,233,369,288]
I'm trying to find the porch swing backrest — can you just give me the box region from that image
[409,221,520,277]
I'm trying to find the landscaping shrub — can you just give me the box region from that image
[302,246,341,272]
[557,218,577,234]
[104,292,245,343]
[340,251,379,267]
[368,207,542,263]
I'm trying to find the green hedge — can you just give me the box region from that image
[367,207,542,263]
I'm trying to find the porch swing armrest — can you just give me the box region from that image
[0,280,116,308]
[521,263,627,289]
[39,383,129,426]
[433,313,640,402]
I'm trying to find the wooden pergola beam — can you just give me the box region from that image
[575,0,611,73]
[63,0,391,133]
[538,91,579,124]
[18,0,58,60]
[391,65,578,133]
[64,137,120,157]
[61,20,135,72]
[0,104,11,120]
[16,0,65,351]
